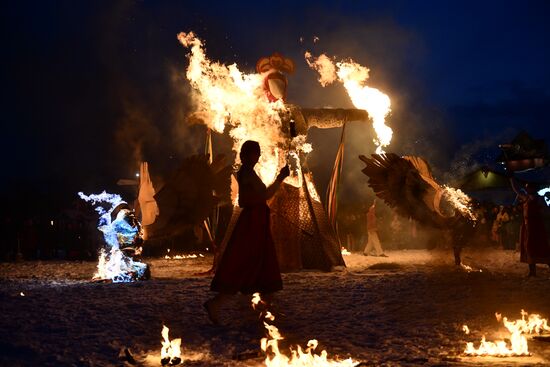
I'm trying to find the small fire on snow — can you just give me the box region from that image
[463,310,550,357]
[164,249,205,260]
[251,293,357,366]
[161,325,182,366]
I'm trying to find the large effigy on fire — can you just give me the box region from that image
[136,32,397,272]
[210,54,370,272]
[171,32,395,272]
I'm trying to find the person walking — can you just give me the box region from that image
[204,140,289,324]
[363,201,387,257]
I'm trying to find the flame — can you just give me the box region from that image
[341,247,351,256]
[305,52,392,154]
[460,263,482,273]
[177,32,289,188]
[164,253,204,259]
[442,186,477,221]
[161,325,182,365]
[79,191,148,283]
[464,310,550,357]
[251,293,357,366]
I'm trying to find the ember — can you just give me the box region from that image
[463,310,550,357]
[252,293,357,366]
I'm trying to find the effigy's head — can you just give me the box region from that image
[256,53,294,102]
[240,140,261,166]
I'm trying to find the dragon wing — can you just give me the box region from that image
[146,154,231,239]
[359,153,454,228]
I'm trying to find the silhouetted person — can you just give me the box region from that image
[204,140,289,324]
[510,178,550,277]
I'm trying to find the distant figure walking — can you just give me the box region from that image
[204,140,289,324]
[510,178,550,277]
[363,201,387,257]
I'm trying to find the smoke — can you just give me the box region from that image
[442,128,517,184]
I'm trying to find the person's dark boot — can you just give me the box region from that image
[528,264,537,277]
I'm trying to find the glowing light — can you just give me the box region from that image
[305,52,392,154]
[341,247,351,256]
[20,292,25,297]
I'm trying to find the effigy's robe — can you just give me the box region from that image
[269,106,368,272]
[215,106,368,272]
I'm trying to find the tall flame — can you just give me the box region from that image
[305,52,392,154]
[177,32,288,186]
[161,325,182,365]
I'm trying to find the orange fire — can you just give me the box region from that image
[177,32,289,189]
[160,325,182,365]
[251,293,357,366]
[305,52,392,154]
[463,310,549,357]
[164,249,204,260]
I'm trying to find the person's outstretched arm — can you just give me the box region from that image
[266,166,290,200]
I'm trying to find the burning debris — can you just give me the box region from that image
[78,191,149,282]
[463,310,550,357]
[251,293,358,366]
[164,249,205,260]
[160,325,182,366]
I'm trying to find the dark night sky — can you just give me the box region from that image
[2,0,549,210]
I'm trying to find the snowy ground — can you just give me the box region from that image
[1,248,550,366]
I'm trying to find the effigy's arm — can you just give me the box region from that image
[299,108,369,130]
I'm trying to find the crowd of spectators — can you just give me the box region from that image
[337,200,544,253]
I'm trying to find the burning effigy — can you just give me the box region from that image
[463,310,550,357]
[176,32,394,272]
[251,293,358,366]
[78,191,150,282]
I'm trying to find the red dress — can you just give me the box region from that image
[519,194,550,264]
[211,167,282,294]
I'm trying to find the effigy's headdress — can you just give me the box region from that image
[256,53,294,102]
